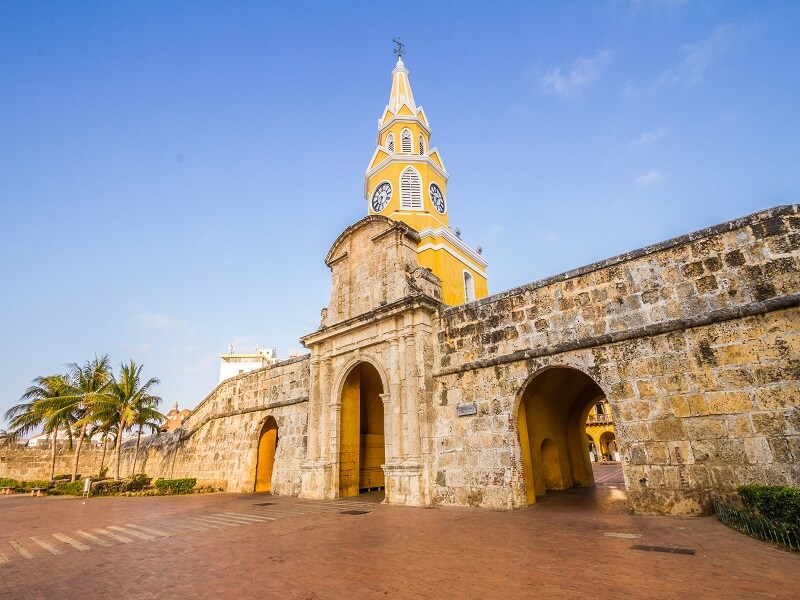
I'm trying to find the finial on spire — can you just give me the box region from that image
[393,37,406,61]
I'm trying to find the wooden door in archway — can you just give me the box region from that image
[255,417,278,493]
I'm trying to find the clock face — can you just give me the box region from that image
[430,183,446,213]
[371,182,392,212]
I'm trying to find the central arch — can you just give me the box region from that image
[517,366,607,504]
[339,362,386,497]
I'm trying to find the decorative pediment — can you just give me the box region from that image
[321,216,441,327]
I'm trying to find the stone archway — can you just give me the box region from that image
[339,362,385,497]
[517,366,607,505]
[254,416,278,493]
[600,431,619,462]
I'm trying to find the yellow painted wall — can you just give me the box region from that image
[339,368,361,497]
[359,364,385,490]
[339,363,385,497]
[417,247,488,305]
[518,368,603,503]
[254,417,278,493]
[367,162,448,230]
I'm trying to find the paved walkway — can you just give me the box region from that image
[0,470,796,599]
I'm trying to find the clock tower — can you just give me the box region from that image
[364,51,488,305]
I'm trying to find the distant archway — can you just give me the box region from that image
[600,431,619,461]
[587,434,599,462]
[339,362,385,497]
[254,416,278,493]
[516,366,607,504]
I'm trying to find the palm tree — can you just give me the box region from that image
[61,355,114,482]
[87,417,118,479]
[109,360,161,480]
[4,374,73,480]
[130,396,163,476]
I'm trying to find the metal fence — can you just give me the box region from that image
[713,499,800,551]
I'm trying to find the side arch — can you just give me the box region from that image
[254,416,278,493]
[514,365,611,504]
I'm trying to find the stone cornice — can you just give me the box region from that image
[301,294,443,348]
[179,395,309,441]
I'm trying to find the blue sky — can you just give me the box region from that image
[1,1,798,427]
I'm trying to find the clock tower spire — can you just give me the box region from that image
[363,48,488,305]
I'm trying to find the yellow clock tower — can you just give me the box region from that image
[364,49,488,305]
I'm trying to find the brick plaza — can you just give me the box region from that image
[0,467,797,599]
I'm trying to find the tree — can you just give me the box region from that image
[109,360,162,480]
[130,396,163,476]
[87,416,118,479]
[61,355,114,482]
[4,374,73,480]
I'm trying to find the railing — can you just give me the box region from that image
[713,499,799,551]
[587,413,613,425]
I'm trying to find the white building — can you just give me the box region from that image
[26,430,106,447]
[219,345,278,383]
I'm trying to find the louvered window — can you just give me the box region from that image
[387,133,395,153]
[400,167,422,209]
[418,135,425,155]
[401,129,412,153]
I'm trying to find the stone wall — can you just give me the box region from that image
[2,206,796,516]
[0,445,106,481]
[112,355,311,493]
[432,205,799,514]
[1,356,312,491]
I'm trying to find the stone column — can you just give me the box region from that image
[307,357,321,461]
[380,393,394,462]
[404,332,421,461]
[319,358,333,461]
[390,338,404,460]
[329,401,342,498]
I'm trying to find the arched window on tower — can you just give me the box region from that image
[463,271,475,302]
[401,128,412,153]
[386,133,395,153]
[418,134,425,155]
[400,167,422,209]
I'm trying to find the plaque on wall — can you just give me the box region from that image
[456,402,477,417]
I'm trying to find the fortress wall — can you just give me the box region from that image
[432,206,799,514]
[112,356,311,493]
[0,445,106,481]
[438,205,798,370]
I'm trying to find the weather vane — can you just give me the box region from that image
[393,37,406,59]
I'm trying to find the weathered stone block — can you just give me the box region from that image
[751,411,791,436]
[706,391,753,415]
[649,418,686,441]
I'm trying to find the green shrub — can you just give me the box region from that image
[16,480,50,491]
[154,478,197,495]
[53,473,79,481]
[739,485,800,528]
[0,478,19,488]
[51,480,85,496]
[126,474,151,492]
[91,480,125,496]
